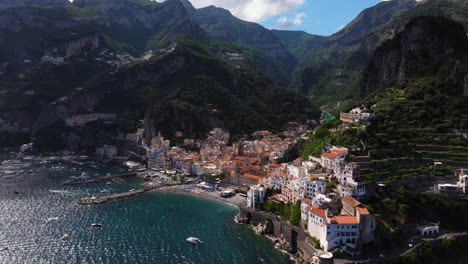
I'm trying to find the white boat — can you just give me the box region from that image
[186,237,203,244]
[91,223,103,228]
[100,190,108,193]
[60,234,69,240]
[47,217,59,222]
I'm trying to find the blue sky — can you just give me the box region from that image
[186,0,386,36]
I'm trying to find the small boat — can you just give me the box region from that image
[186,237,203,244]
[91,223,103,228]
[129,189,136,192]
[106,182,112,185]
[100,190,108,193]
[47,217,59,222]
[13,191,19,195]
[90,196,97,200]
[60,234,69,240]
[0,247,8,252]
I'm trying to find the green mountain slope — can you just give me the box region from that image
[363,16,468,164]
[271,30,326,62]
[28,41,319,149]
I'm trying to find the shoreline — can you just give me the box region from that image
[150,185,243,210]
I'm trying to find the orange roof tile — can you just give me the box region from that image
[243,173,262,180]
[303,198,313,205]
[321,152,340,159]
[332,216,359,225]
[357,207,370,215]
[310,207,326,218]
[333,149,348,155]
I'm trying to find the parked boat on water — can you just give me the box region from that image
[91,223,103,228]
[186,237,203,244]
[47,217,59,223]
[60,234,69,240]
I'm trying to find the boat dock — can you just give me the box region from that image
[63,172,137,186]
[78,189,147,205]
[76,183,184,205]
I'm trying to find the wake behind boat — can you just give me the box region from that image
[186,237,203,245]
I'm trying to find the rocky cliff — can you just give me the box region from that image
[362,16,468,95]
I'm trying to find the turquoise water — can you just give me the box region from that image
[0,160,289,264]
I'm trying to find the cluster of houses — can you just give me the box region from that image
[140,127,308,182]
[94,122,374,255]
[243,144,373,255]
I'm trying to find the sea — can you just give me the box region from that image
[0,159,290,264]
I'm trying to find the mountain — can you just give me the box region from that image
[363,16,468,96]
[286,0,468,112]
[271,30,327,62]
[363,16,468,161]
[0,0,318,150]
[287,0,419,110]
[71,0,295,84]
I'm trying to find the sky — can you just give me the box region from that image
[184,0,387,36]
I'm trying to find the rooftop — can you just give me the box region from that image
[331,216,359,225]
[303,197,313,205]
[342,195,361,208]
[357,207,370,215]
[310,206,326,218]
[243,173,263,180]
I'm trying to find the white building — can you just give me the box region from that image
[247,185,266,208]
[308,207,360,254]
[288,163,307,178]
[437,170,468,195]
[303,177,327,199]
[301,197,313,226]
[337,163,365,197]
[320,147,348,174]
[417,223,439,237]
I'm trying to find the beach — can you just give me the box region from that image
[151,183,247,209]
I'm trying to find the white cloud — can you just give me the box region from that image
[189,0,305,22]
[275,12,306,29]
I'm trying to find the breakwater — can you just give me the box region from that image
[63,172,137,186]
[76,183,187,205]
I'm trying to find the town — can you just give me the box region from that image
[2,107,467,264]
[88,109,378,260]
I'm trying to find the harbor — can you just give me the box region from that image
[63,172,137,186]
